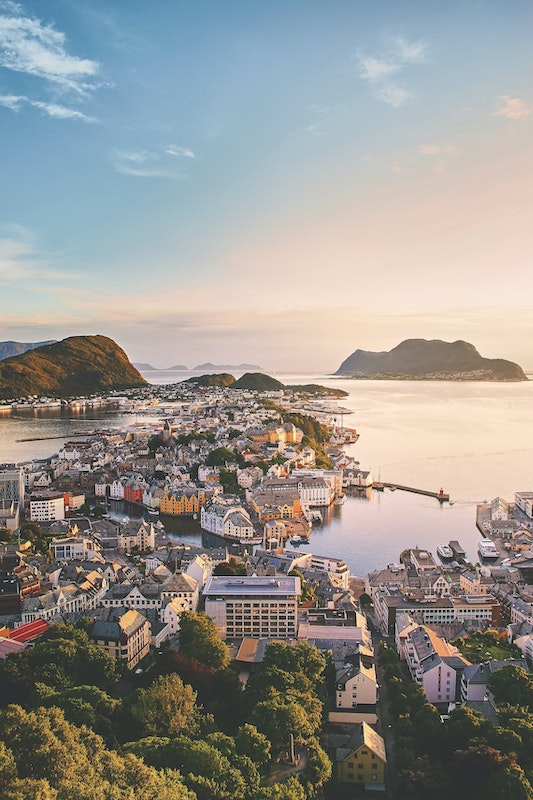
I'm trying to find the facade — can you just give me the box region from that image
[403,625,470,704]
[90,608,151,670]
[0,464,25,504]
[117,520,155,553]
[29,492,65,522]
[203,575,300,640]
[335,653,377,709]
[515,492,533,519]
[49,535,100,561]
[334,721,386,791]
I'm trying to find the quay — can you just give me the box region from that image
[381,482,450,502]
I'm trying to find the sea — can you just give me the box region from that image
[2,370,533,578]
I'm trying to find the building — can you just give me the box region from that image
[333,721,386,791]
[117,520,155,553]
[0,465,24,504]
[461,658,528,703]
[49,535,100,561]
[29,492,65,522]
[90,608,151,670]
[203,575,301,640]
[335,649,378,709]
[403,624,470,704]
[515,492,533,519]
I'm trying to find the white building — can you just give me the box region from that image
[29,492,65,522]
[203,575,301,640]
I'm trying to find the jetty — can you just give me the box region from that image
[381,483,450,502]
[449,540,466,561]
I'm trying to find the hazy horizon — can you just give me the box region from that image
[1,2,532,371]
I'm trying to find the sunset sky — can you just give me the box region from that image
[0,1,532,372]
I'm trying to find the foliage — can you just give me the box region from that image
[0,335,147,400]
[488,665,533,709]
[205,447,238,467]
[178,612,231,671]
[0,705,195,800]
[128,674,201,738]
[0,624,118,701]
[288,569,317,604]
[451,630,521,663]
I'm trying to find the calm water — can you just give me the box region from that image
[1,373,532,576]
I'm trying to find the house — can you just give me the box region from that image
[335,649,378,709]
[90,607,151,670]
[333,721,386,791]
[117,520,155,553]
[403,624,470,704]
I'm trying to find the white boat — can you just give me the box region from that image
[290,536,306,546]
[478,538,499,559]
[437,544,454,560]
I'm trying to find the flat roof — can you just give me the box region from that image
[204,575,300,596]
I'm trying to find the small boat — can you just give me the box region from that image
[335,496,346,505]
[437,544,454,560]
[290,536,305,546]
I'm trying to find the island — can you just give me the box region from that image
[335,339,527,381]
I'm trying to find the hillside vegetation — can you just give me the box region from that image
[0,335,147,399]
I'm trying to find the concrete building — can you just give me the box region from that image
[203,575,300,640]
[0,464,25,504]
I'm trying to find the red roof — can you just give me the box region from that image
[10,619,49,643]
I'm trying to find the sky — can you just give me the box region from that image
[0,0,532,372]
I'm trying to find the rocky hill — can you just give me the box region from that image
[335,339,527,381]
[0,340,57,361]
[0,335,147,399]
[182,373,236,388]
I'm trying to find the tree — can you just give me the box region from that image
[205,447,237,467]
[488,665,533,709]
[235,723,271,766]
[250,695,315,746]
[129,674,200,738]
[178,612,230,670]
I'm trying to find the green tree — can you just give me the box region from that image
[129,674,200,738]
[235,723,271,765]
[178,612,230,670]
[489,665,533,709]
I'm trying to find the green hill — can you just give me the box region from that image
[231,372,285,391]
[335,339,527,381]
[0,335,147,399]
[182,373,236,387]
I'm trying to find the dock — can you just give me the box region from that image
[381,483,450,502]
[449,540,466,561]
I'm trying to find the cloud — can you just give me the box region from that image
[418,143,459,156]
[356,35,429,108]
[0,226,82,285]
[165,145,196,159]
[0,2,99,94]
[494,95,531,121]
[0,91,95,121]
[376,84,411,108]
[357,55,400,82]
[113,148,191,179]
[392,37,428,64]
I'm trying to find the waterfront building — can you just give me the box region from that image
[201,497,255,540]
[203,575,300,640]
[515,492,533,519]
[159,484,206,516]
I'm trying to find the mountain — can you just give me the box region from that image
[134,363,189,371]
[231,372,284,391]
[193,362,263,371]
[0,335,147,399]
[335,339,528,381]
[0,340,57,361]
[167,364,188,371]
[182,373,235,388]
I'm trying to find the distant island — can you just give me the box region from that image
[335,339,528,381]
[0,340,57,361]
[193,362,264,371]
[134,363,188,371]
[183,372,348,396]
[0,335,147,399]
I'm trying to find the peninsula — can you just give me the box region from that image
[335,339,527,381]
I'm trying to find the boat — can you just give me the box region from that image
[437,544,454,560]
[335,496,345,505]
[289,536,306,546]
[478,538,499,559]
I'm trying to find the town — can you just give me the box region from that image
[1,381,533,799]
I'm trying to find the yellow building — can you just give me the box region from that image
[335,721,386,790]
[159,486,206,516]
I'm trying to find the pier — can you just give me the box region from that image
[381,483,450,502]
